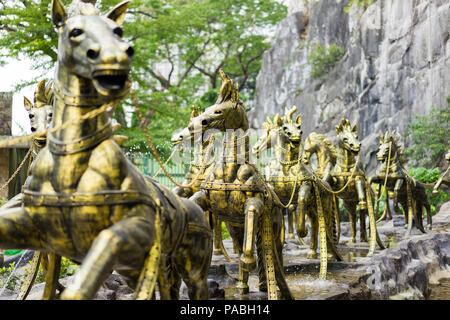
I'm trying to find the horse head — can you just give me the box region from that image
[335,119,360,154]
[24,79,54,151]
[377,130,402,162]
[51,0,133,101]
[278,105,302,148]
[188,69,248,140]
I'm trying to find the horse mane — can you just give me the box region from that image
[381,130,405,165]
[34,79,54,108]
[216,69,240,104]
[68,0,99,17]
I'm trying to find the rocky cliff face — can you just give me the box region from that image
[249,0,449,172]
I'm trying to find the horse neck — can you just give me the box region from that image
[380,149,401,174]
[222,129,249,164]
[275,133,300,165]
[50,64,111,144]
[193,140,213,164]
[337,147,357,172]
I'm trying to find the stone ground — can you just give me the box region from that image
[0,202,449,300]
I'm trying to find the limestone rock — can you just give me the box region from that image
[250,0,450,173]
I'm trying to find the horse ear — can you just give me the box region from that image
[295,115,302,125]
[106,0,130,25]
[51,0,67,30]
[274,114,283,126]
[352,124,358,133]
[379,135,383,144]
[24,97,32,111]
[335,124,342,133]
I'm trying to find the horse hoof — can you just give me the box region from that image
[349,238,356,243]
[307,251,317,259]
[288,233,295,239]
[240,255,256,271]
[213,249,222,255]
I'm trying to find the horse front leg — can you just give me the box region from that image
[394,179,404,212]
[355,178,368,242]
[0,207,44,250]
[344,201,357,243]
[61,212,158,300]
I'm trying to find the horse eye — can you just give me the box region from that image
[69,28,84,38]
[113,27,123,37]
[214,110,222,114]
[28,114,34,119]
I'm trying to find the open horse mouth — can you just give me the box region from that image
[34,137,47,148]
[92,69,130,96]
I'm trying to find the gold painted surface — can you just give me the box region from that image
[370,130,431,233]
[187,70,292,299]
[0,0,212,300]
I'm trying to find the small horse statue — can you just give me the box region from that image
[188,69,292,299]
[369,130,430,234]
[171,106,234,261]
[303,132,340,241]
[0,0,212,300]
[252,106,302,240]
[0,79,54,286]
[432,150,450,195]
[328,119,384,256]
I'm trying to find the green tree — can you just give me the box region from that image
[0,0,287,158]
[307,43,344,80]
[404,97,450,168]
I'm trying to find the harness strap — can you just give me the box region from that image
[23,190,156,208]
[47,122,113,155]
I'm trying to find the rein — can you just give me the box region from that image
[132,92,211,189]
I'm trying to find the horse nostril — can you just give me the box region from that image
[87,49,99,60]
[201,119,208,126]
[126,46,134,58]
[31,127,36,132]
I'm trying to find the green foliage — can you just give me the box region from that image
[307,43,344,79]
[0,197,6,206]
[388,236,396,247]
[344,0,376,13]
[221,222,230,240]
[0,263,21,291]
[409,167,450,215]
[405,98,450,168]
[24,256,80,285]
[0,0,287,157]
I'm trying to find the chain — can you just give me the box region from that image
[312,155,361,195]
[152,146,178,178]
[0,145,33,192]
[132,92,210,189]
[376,142,392,201]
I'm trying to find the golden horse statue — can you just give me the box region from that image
[188,69,293,299]
[0,0,212,300]
[432,150,450,196]
[252,106,302,240]
[171,106,234,261]
[325,119,385,256]
[370,131,431,234]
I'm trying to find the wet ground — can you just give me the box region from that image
[210,212,450,300]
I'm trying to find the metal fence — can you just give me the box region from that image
[129,149,274,189]
[131,156,189,188]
